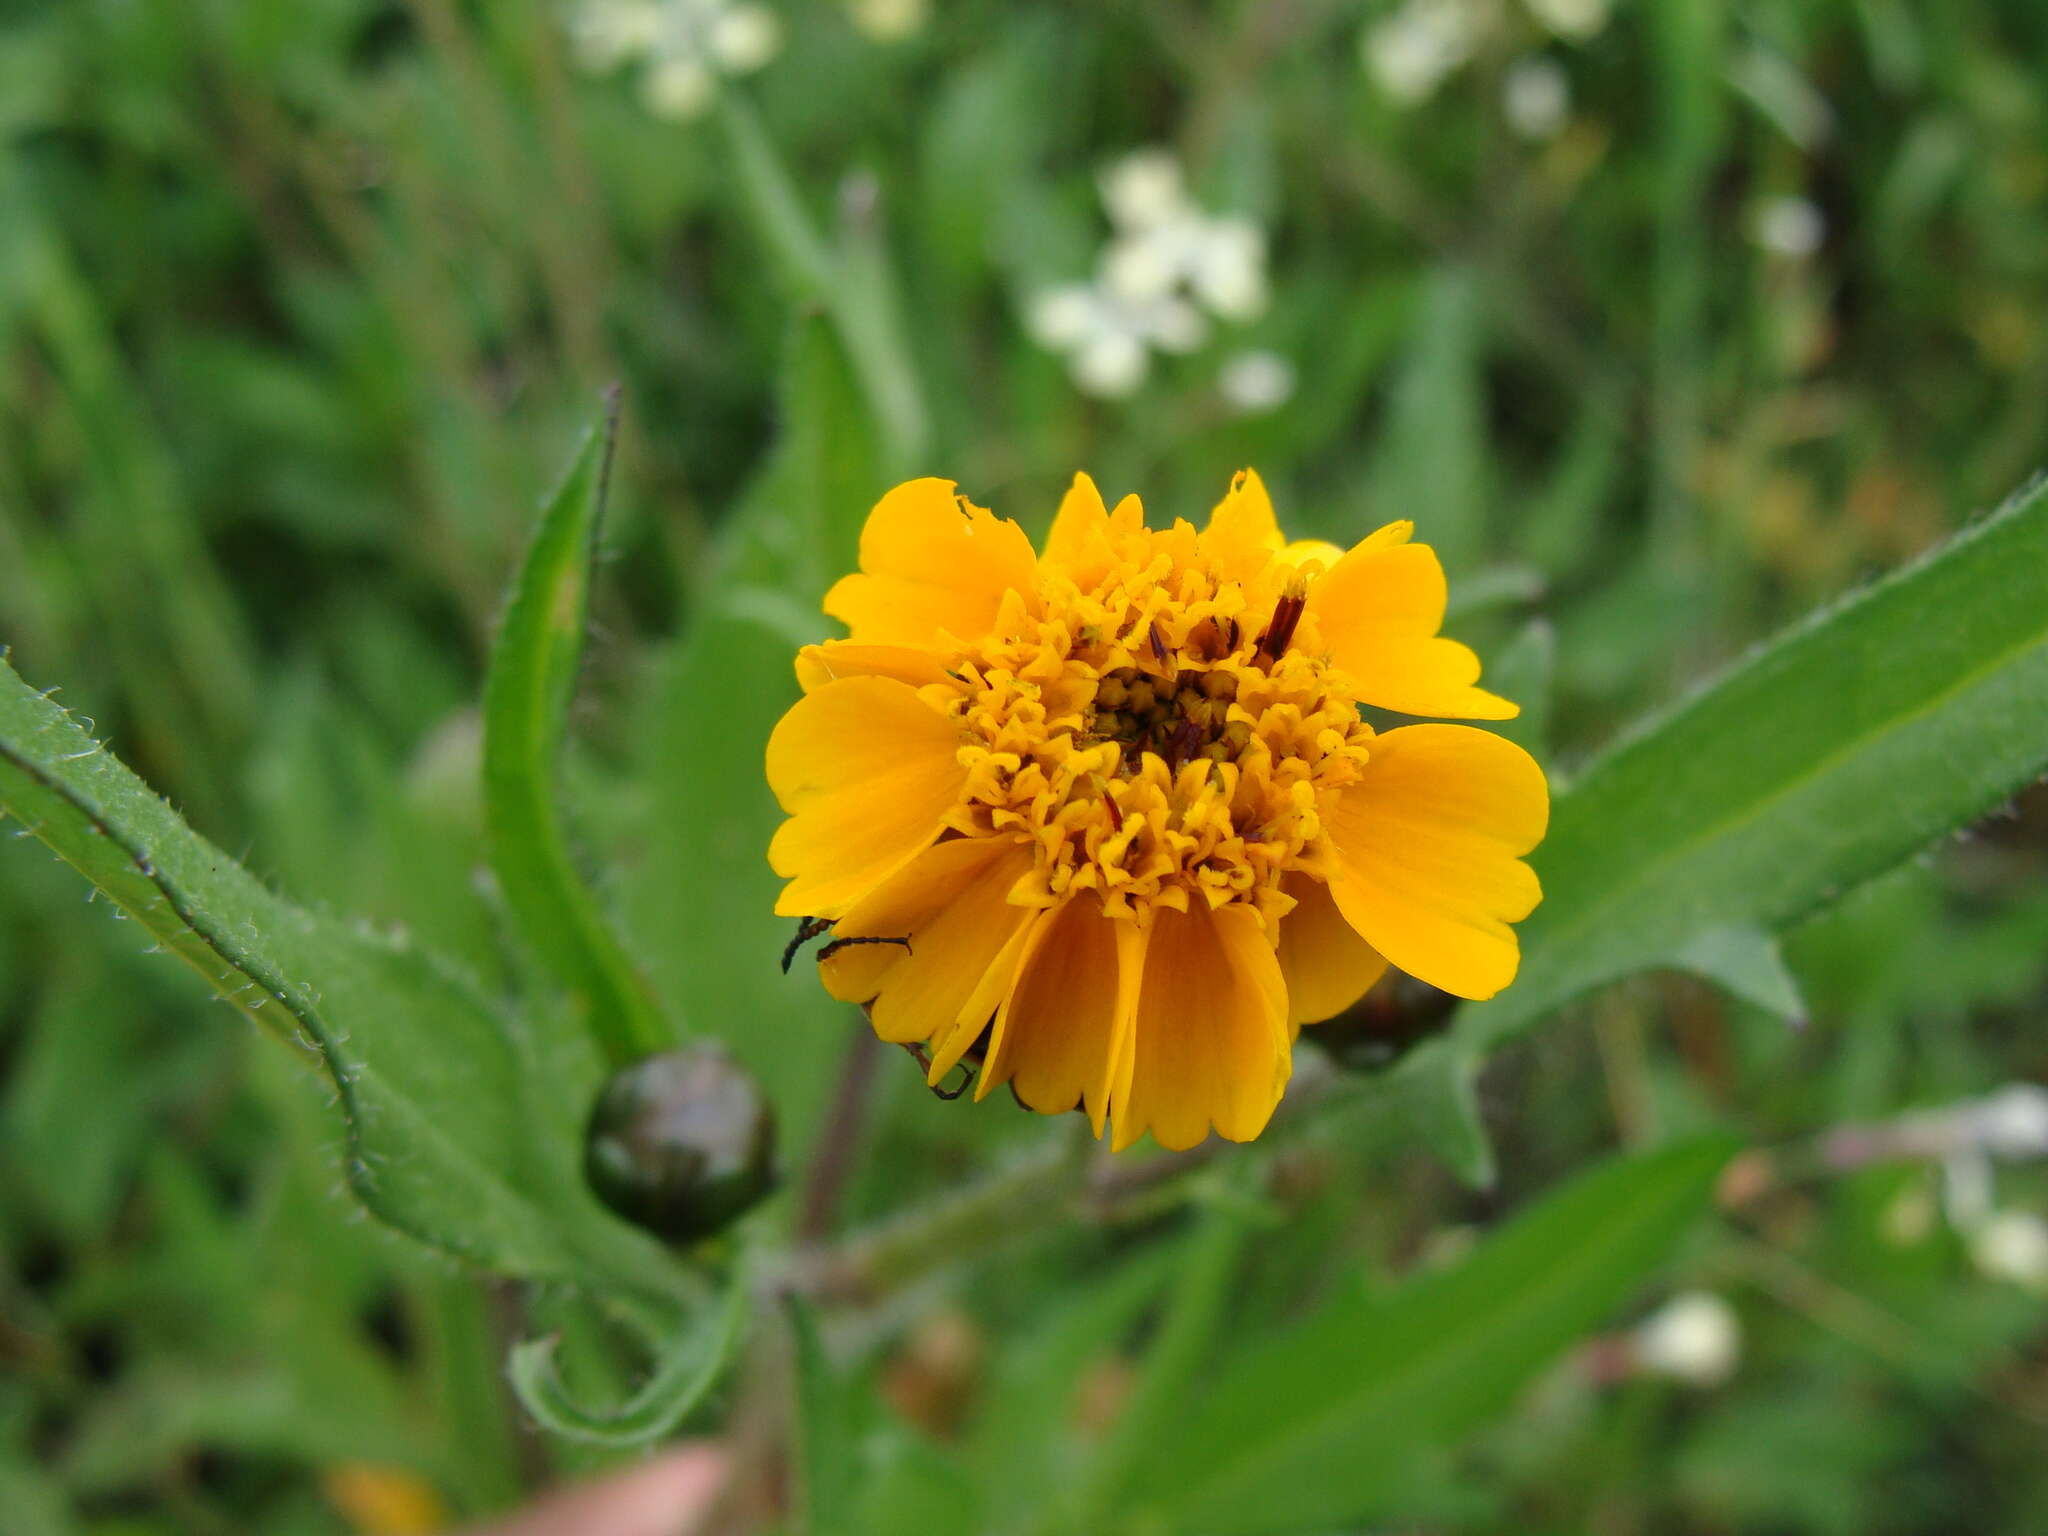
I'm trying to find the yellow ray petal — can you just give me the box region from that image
[1111,903,1290,1152]
[1275,871,1389,1028]
[855,840,1038,1058]
[766,676,967,918]
[794,641,951,693]
[1304,538,1518,719]
[818,836,1021,1004]
[1324,724,1548,1000]
[1201,467,1285,566]
[822,478,1040,646]
[977,895,1144,1135]
[1041,471,1111,570]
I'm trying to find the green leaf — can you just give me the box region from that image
[0,655,677,1292]
[1071,1198,1256,1527]
[620,318,886,1151]
[1366,266,1490,574]
[1127,1134,1738,1534]
[1468,476,2048,1051]
[507,1270,749,1446]
[483,408,671,1065]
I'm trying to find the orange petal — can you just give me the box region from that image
[977,895,1145,1136]
[794,641,951,693]
[1112,903,1290,1153]
[1275,871,1389,1028]
[1304,537,1518,719]
[822,478,1039,646]
[1041,472,1111,569]
[1200,467,1285,566]
[818,836,1020,1004]
[845,840,1038,1061]
[765,676,966,919]
[1324,724,1547,1000]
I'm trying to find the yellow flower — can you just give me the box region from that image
[767,471,1548,1151]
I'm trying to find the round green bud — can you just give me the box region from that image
[1309,973,1458,1073]
[584,1044,778,1244]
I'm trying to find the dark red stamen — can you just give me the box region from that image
[1257,589,1305,661]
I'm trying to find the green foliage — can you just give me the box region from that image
[1122,1135,1739,1534]
[0,656,675,1294]
[1470,474,2048,1054]
[483,409,672,1065]
[5,1,2048,1531]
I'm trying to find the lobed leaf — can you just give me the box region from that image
[0,655,678,1294]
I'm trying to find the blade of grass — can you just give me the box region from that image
[483,402,670,1066]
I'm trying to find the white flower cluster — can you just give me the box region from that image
[1361,0,1615,138]
[847,0,929,40]
[568,0,782,120]
[1026,150,1281,405]
[1843,1084,2048,1294]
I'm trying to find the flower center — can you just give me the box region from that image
[926,523,1376,925]
[1089,665,1247,772]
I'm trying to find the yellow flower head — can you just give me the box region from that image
[767,471,1548,1151]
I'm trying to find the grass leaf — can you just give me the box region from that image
[1469,475,2048,1050]
[1127,1134,1738,1533]
[483,406,671,1065]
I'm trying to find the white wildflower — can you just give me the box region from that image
[1218,350,1298,415]
[1632,1291,1740,1388]
[1363,0,1494,106]
[1503,56,1570,140]
[1524,0,1611,43]
[1750,195,1825,259]
[1026,148,1276,400]
[847,0,928,41]
[567,0,782,121]
[1970,1211,2048,1294]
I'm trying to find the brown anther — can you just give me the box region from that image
[1165,718,1205,770]
[1148,621,1170,663]
[1256,584,1307,662]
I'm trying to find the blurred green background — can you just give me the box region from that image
[3,0,2047,1531]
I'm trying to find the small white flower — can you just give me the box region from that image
[1187,217,1268,321]
[1025,146,1271,400]
[1750,195,1825,259]
[1072,331,1150,399]
[567,0,782,120]
[847,0,928,40]
[710,3,781,72]
[1026,282,1207,399]
[1966,1084,2048,1159]
[1218,350,1297,415]
[1100,149,1189,232]
[643,54,717,117]
[1524,0,1612,42]
[571,0,664,69]
[1503,56,1570,140]
[1632,1291,1740,1387]
[1363,0,1494,106]
[1970,1211,2048,1294]
[1025,285,1102,351]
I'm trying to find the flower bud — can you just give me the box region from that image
[1308,972,1458,1073]
[584,1044,777,1244]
